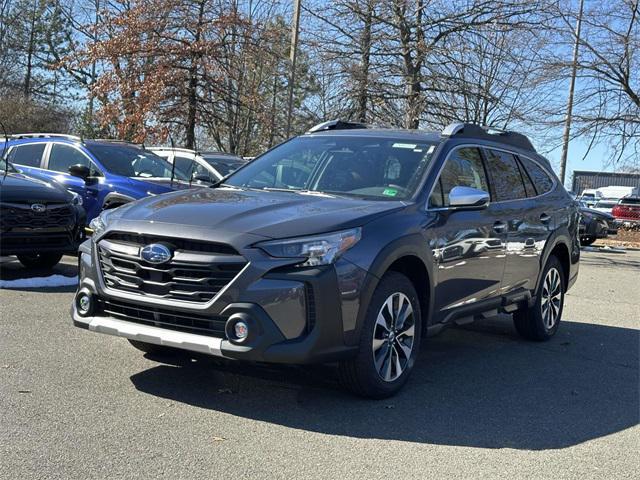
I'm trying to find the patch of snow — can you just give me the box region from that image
[0,275,78,289]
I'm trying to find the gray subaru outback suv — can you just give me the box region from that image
[72,121,580,398]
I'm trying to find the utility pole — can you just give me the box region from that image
[559,0,585,185]
[285,0,301,138]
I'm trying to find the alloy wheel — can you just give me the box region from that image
[372,292,415,382]
[541,267,562,330]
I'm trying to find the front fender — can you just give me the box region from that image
[343,233,436,345]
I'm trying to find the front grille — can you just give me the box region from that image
[0,203,75,229]
[96,298,227,338]
[97,233,247,303]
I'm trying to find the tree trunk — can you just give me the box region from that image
[355,2,373,122]
[185,0,206,149]
[24,1,38,98]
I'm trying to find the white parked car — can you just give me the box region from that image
[596,185,637,200]
[591,198,619,215]
[150,147,246,184]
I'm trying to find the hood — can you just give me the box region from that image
[580,206,614,221]
[0,171,73,203]
[111,187,405,239]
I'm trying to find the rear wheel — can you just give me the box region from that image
[513,256,565,341]
[338,272,422,399]
[17,252,63,269]
[128,339,180,356]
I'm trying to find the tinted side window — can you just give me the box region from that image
[516,157,536,197]
[49,144,95,174]
[484,149,527,201]
[174,156,196,175]
[429,147,489,207]
[519,157,554,195]
[8,143,46,167]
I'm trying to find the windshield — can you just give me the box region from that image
[225,136,438,200]
[88,144,189,180]
[594,201,617,208]
[202,155,245,176]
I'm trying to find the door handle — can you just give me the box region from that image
[540,213,551,223]
[493,221,507,233]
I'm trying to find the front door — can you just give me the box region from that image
[44,143,104,221]
[425,146,507,316]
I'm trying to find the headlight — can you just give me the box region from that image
[256,228,361,267]
[70,191,83,206]
[89,210,113,238]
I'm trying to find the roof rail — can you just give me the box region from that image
[9,133,82,141]
[441,122,536,152]
[306,119,370,134]
[149,146,197,154]
[92,138,144,147]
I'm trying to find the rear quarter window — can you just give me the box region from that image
[519,156,554,195]
[483,149,527,201]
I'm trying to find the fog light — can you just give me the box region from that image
[234,321,249,340]
[77,292,92,316]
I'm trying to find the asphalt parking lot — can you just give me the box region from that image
[1,250,638,479]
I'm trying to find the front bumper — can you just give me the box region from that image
[72,239,362,364]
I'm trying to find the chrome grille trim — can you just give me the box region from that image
[97,235,247,303]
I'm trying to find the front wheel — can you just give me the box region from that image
[17,252,63,269]
[513,256,565,341]
[338,272,422,399]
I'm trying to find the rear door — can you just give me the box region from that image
[427,146,507,315]
[482,148,552,294]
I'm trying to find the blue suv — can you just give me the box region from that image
[2,134,191,222]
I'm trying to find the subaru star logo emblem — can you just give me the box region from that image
[30,203,46,213]
[140,243,172,264]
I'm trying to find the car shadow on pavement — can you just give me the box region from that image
[0,255,78,292]
[579,252,640,270]
[130,317,639,450]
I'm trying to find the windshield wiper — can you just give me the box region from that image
[260,187,304,193]
[209,181,244,190]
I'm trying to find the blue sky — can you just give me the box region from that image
[547,139,612,188]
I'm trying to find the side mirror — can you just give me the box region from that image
[192,173,212,183]
[448,186,490,209]
[68,164,91,181]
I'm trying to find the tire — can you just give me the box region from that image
[128,339,180,356]
[513,255,565,341]
[580,236,596,246]
[338,271,422,399]
[17,252,63,269]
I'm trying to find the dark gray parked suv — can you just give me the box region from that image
[72,121,580,398]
